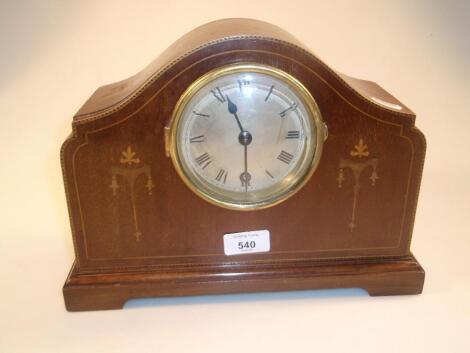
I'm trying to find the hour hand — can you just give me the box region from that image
[226,95,244,132]
[227,95,237,114]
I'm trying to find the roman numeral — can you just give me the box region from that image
[286,130,300,139]
[265,169,274,179]
[265,85,274,101]
[210,87,226,103]
[280,103,298,117]
[238,79,250,94]
[215,169,228,183]
[240,172,251,188]
[193,110,210,118]
[189,135,205,143]
[195,152,211,169]
[277,150,294,164]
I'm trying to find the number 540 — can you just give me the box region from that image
[238,241,256,250]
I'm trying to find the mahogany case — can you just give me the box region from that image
[61,18,426,311]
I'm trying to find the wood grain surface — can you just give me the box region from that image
[61,18,426,311]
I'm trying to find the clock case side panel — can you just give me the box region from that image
[61,131,88,266]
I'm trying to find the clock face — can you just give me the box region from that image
[168,64,325,210]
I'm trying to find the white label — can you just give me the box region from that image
[223,230,270,256]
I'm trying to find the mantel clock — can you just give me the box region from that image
[61,18,426,311]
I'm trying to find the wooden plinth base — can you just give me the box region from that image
[63,255,424,311]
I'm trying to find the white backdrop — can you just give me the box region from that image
[1,1,469,352]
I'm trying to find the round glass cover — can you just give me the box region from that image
[168,63,324,210]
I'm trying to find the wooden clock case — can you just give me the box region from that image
[61,18,426,311]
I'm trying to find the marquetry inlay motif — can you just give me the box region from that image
[110,146,154,241]
[337,138,379,231]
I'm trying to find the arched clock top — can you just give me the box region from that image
[71,18,416,126]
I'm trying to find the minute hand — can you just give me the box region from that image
[226,95,244,132]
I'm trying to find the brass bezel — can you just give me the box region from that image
[166,63,325,211]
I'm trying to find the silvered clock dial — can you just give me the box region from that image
[167,63,326,209]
